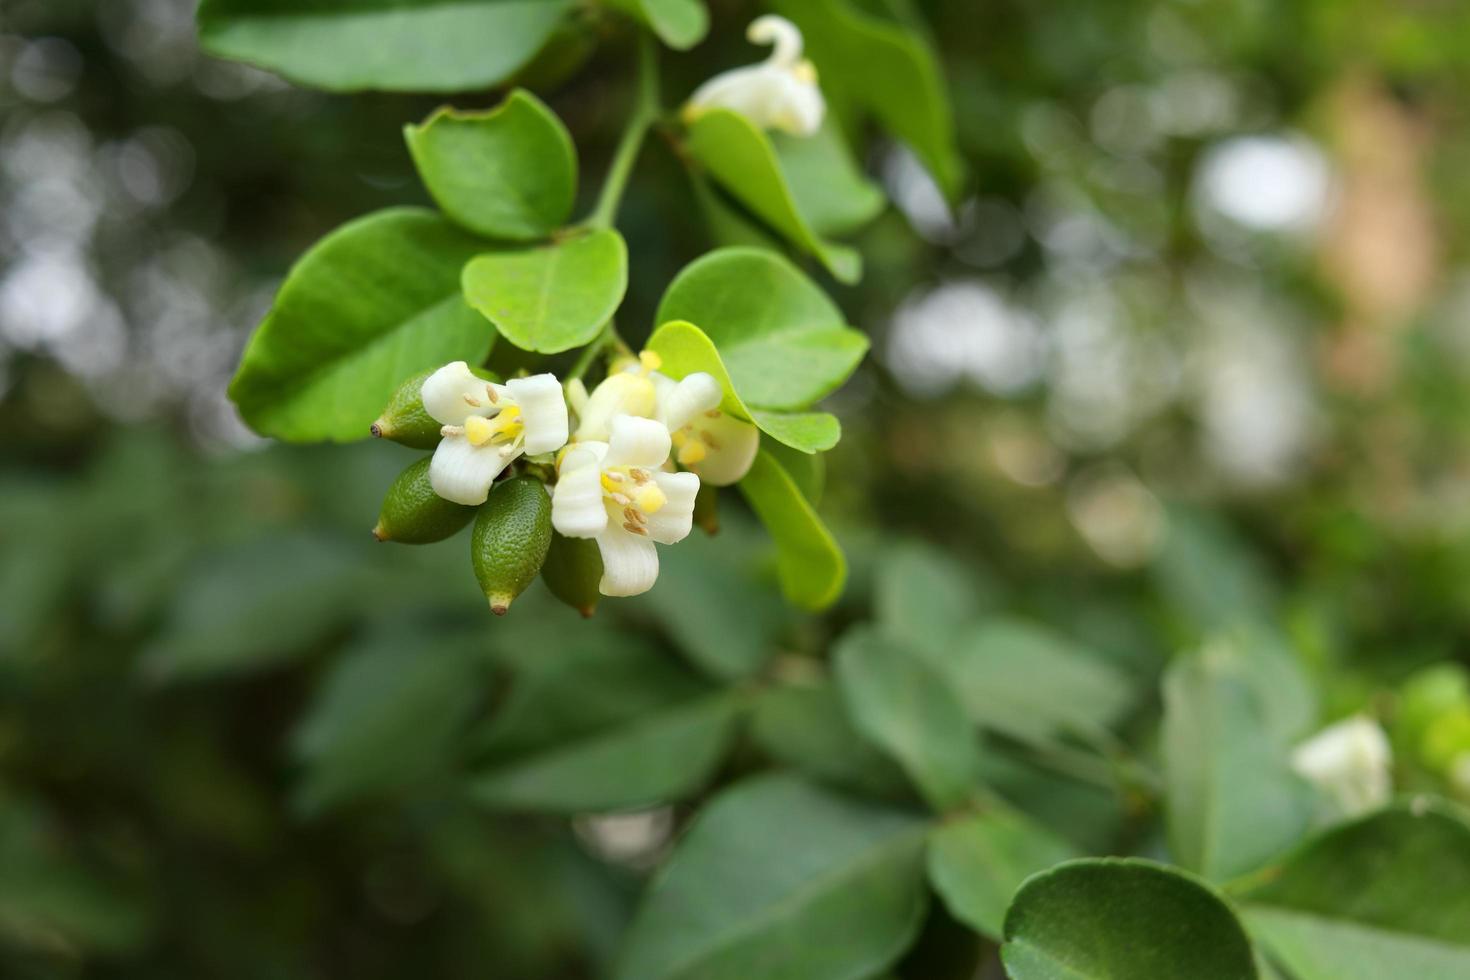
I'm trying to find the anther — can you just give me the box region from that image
[623,522,649,536]
[485,384,499,403]
[463,394,482,407]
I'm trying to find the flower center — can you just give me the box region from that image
[671,410,724,466]
[463,404,523,447]
[599,466,666,536]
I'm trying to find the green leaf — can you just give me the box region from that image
[773,120,886,237]
[875,541,1002,656]
[615,774,928,980]
[1236,801,1470,980]
[767,0,964,202]
[462,229,627,353]
[196,0,574,93]
[655,247,869,410]
[647,319,842,453]
[921,618,1135,747]
[749,683,910,798]
[404,90,575,241]
[834,625,980,811]
[762,439,826,504]
[291,630,484,814]
[1163,646,1313,882]
[604,0,707,49]
[927,809,1076,941]
[738,447,846,610]
[685,111,862,283]
[1001,859,1258,980]
[229,208,494,443]
[470,694,742,813]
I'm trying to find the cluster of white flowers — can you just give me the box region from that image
[418,351,758,598]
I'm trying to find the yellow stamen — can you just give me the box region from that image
[671,429,688,447]
[634,483,667,514]
[463,415,495,446]
[677,439,708,466]
[638,350,663,373]
[601,472,623,493]
[794,59,818,84]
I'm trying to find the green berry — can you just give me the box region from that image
[694,482,720,536]
[371,365,498,449]
[471,476,553,615]
[541,532,602,618]
[373,457,476,544]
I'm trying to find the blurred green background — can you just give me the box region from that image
[5,0,1470,976]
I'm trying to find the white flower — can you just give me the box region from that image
[422,361,568,505]
[684,15,826,137]
[571,351,759,486]
[1290,715,1393,817]
[552,415,700,597]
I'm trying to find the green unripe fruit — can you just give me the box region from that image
[541,532,602,618]
[371,365,498,449]
[471,476,552,615]
[373,457,476,544]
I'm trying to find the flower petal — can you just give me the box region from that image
[691,413,760,486]
[643,471,700,545]
[422,361,501,426]
[603,415,672,470]
[552,446,609,538]
[656,371,723,432]
[430,434,512,505]
[573,370,657,443]
[507,373,569,455]
[595,525,659,596]
[748,14,804,67]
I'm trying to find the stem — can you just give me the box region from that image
[585,32,659,231]
[567,322,620,382]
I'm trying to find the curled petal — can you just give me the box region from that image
[552,446,609,538]
[422,361,501,426]
[642,471,700,545]
[690,414,760,486]
[573,370,658,442]
[507,373,569,455]
[595,524,660,597]
[429,434,512,505]
[604,415,672,470]
[748,14,804,66]
[655,371,723,432]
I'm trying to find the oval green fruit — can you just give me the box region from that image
[372,364,499,449]
[693,482,720,536]
[374,457,476,544]
[472,476,553,615]
[541,532,602,618]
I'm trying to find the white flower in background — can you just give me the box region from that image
[552,415,699,597]
[568,351,759,486]
[423,361,568,505]
[684,15,826,137]
[1290,715,1393,817]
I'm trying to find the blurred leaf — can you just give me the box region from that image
[975,750,1127,854]
[875,541,999,655]
[229,208,493,443]
[197,0,574,92]
[1163,646,1313,882]
[605,0,707,49]
[615,774,928,980]
[1153,506,1277,634]
[141,534,368,683]
[647,319,841,452]
[835,625,980,811]
[1001,859,1257,980]
[927,808,1076,940]
[654,247,869,409]
[1236,801,1470,980]
[470,693,743,812]
[685,111,861,283]
[462,229,627,353]
[922,619,1135,745]
[739,448,846,610]
[773,121,886,237]
[768,0,964,201]
[633,521,793,680]
[749,682,910,798]
[1217,625,1319,744]
[762,439,826,504]
[291,629,486,814]
[404,91,576,241]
